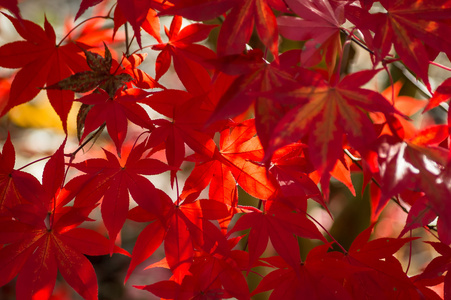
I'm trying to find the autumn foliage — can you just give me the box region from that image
[1,0,451,299]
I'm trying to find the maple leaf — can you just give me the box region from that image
[207,49,298,148]
[143,89,218,184]
[163,0,285,57]
[75,0,104,20]
[68,141,172,252]
[140,240,251,299]
[0,0,21,20]
[180,119,279,205]
[0,139,129,300]
[229,198,326,273]
[355,0,451,89]
[0,13,90,131]
[113,0,170,47]
[76,88,153,154]
[0,205,129,300]
[342,224,422,298]
[0,134,47,216]
[45,43,134,98]
[180,155,238,233]
[278,0,345,73]
[252,244,360,299]
[126,187,231,284]
[376,134,451,243]
[268,143,326,210]
[265,69,397,195]
[151,16,216,96]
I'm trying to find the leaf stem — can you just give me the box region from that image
[305,211,347,254]
[341,29,448,114]
[16,155,52,171]
[57,15,112,47]
[124,22,130,56]
[343,149,410,215]
[66,123,106,158]
[430,61,451,72]
[405,230,413,274]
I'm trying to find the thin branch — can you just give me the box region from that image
[306,211,347,254]
[124,22,130,56]
[57,15,112,47]
[430,61,451,72]
[342,29,450,114]
[66,123,106,158]
[16,155,52,171]
[343,149,409,214]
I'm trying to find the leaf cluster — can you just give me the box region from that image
[1,0,451,299]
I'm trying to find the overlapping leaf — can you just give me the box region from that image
[160,0,285,57]
[229,199,326,272]
[0,205,129,300]
[252,245,358,299]
[0,14,89,131]
[69,142,172,252]
[45,43,134,98]
[266,69,398,195]
[278,0,345,72]
[355,0,451,89]
[0,134,46,216]
[343,225,423,298]
[151,16,216,96]
[126,187,230,284]
[76,88,153,154]
[0,138,129,300]
[376,134,451,243]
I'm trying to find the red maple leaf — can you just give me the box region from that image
[0,205,129,300]
[114,0,170,47]
[151,16,216,96]
[160,0,285,57]
[229,198,326,273]
[354,0,451,89]
[0,134,47,216]
[76,88,153,154]
[126,187,231,284]
[342,224,422,298]
[376,134,451,243]
[278,0,345,73]
[269,143,326,210]
[0,138,129,299]
[252,244,359,299]
[0,0,21,19]
[68,141,172,251]
[181,119,280,215]
[0,13,90,131]
[265,69,398,195]
[139,238,250,299]
[143,89,217,184]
